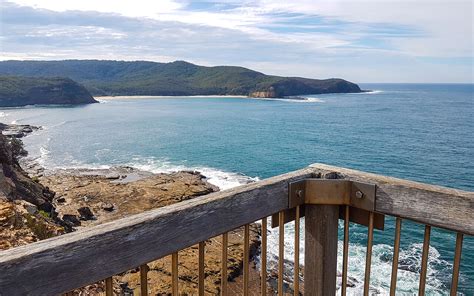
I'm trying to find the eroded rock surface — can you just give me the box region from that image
[39,169,218,227]
[0,125,267,295]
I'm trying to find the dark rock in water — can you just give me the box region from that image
[77,207,95,220]
[398,258,419,273]
[347,275,358,287]
[0,123,41,139]
[0,124,37,161]
[63,214,81,227]
[101,203,115,212]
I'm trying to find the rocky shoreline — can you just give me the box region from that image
[0,123,269,295]
[0,123,41,138]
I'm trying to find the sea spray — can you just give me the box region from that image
[261,218,457,295]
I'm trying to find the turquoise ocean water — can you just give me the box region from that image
[1,83,472,294]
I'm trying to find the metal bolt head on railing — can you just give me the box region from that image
[355,190,364,199]
[296,189,303,198]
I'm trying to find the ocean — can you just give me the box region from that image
[1,83,473,295]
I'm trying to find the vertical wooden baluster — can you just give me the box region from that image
[105,277,113,296]
[199,241,205,296]
[140,264,149,296]
[294,206,300,296]
[419,225,431,296]
[172,252,179,296]
[305,205,339,295]
[450,233,464,296]
[221,233,228,296]
[341,205,350,296]
[244,224,250,296]
[278,211,285,295]
[390,218,402,296]
[261,218,268,296]
[363,212,374,296]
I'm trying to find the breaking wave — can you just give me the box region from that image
[125,156,258,190]
[260,219,459,295]
[250,97,325,103]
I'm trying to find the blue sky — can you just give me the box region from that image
[0,0,472,83]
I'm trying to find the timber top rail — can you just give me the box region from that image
[0,163,472,295]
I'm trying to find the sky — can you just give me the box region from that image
[0,0,472,83]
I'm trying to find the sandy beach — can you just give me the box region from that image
[96,95,249,100]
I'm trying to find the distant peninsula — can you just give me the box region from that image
[0,60,362,98]
[0,76,97,107]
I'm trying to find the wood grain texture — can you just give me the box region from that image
[0,168,314,296]
[310,163,474,235]
[1,164,471,295]
[304,205,339,296]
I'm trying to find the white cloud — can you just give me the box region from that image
[9,0,183,16]
[24,25,126,39]
[7,0,472,58]
[1,0,472,82]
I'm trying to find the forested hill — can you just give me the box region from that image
[0,60,362,98]
[0,76,97,107]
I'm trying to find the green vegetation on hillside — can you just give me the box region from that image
[0,76,97,107]
[0,60,361,97]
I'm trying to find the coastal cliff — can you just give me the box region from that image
[0,126,263,294]
[251,87,277,98]
[0,60,362,98]
[0,76,97,107]
[0,125,64,249]
[0,126,55,212]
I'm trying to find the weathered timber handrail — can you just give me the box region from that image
[0,163,472,295]
[311,163,474,235]
[0,168,314,296]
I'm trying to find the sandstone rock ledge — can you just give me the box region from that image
[0,124,268,295]
[39,168,219,227]
[36,168,266,295]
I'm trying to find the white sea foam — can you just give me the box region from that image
[364,90,383,95]
[261,219,455,295]
[250,97,325,103]
[38,145,51,166]
[126,156,258,190]
[0,112,8,118]
[340,90,383,95]
[32,150,257,190]
[193,167,258,189]
[303,97,325,102]
[96,95,248,100]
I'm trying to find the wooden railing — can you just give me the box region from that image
[0,163,472,295]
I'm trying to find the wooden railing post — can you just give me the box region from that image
[304,205,339,296]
